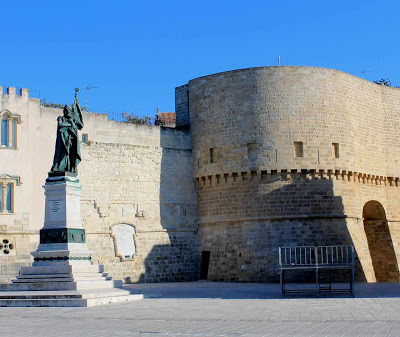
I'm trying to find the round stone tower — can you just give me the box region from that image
[176,66,400,282]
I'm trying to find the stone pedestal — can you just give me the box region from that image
[32,179,92,263]
[0,177,143,307]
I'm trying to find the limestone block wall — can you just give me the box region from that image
[184,66,400,282]
[0,87,41,231]
[1,65,399,284]
[87,231,197,283]
[0,88,43,282]
[196,171,400,281]
[79,126,198,282]
[0,233,37,283]
[175,84,189,129]
[188,66,400,178]
[0,88,198,283]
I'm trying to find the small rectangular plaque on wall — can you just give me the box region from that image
[50,199,62,214]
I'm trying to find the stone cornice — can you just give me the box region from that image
[0,109,22,123]
[194,169,400,188]
[0,174,22,185]
[197,214,400,226]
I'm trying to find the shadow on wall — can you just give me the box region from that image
[138,128,198,283]
[197,174,397,283]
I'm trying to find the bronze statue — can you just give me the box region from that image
[50,89,84,174]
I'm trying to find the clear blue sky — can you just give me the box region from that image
[0,0,398,116]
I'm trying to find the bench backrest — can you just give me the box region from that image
[279,246,354,267]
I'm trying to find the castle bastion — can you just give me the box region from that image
[0,66,399,284]
[175,66,400,282]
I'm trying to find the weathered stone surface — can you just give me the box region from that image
[186,66,400,282]
[2,66,400,284]
[0,84,198,283]
[79,137,198,283]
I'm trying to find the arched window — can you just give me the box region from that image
[0,175,21,214]
[0,110,21,149]
[110,223,136,260]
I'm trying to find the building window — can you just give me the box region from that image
[0,110,21,149]
[0,175,21,214]
[0,238,16,255]
[247,143,258,160]
[6,183,12,212]
[210,147,218,163]
[1,119,8,146]
[82,133,89,144]
[332,143,339,158]
[0,182,14,213]
[294,142,303,157]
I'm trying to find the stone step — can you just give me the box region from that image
[16,273,109,279]
[0,288,134,299]
[0,294,143,307]
[12,276,112,283]
[1,280,123,291]
[20,264,104,275]
[86,294,142,307]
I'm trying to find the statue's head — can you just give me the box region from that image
[63,105,72,117]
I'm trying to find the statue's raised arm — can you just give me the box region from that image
[50,89,83,174]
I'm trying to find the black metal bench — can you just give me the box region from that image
[278,246,355,297]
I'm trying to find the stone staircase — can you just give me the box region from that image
[0,174,144,307]
[0,263,143,307]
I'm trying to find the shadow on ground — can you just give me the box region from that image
[123,281,400,300]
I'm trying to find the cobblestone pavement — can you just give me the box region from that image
[1,282,400,336]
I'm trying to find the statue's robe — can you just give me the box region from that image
[50,96,84,173]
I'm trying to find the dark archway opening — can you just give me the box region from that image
[200,251,210,280]
[363,201,399,282]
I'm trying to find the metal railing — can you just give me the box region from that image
[87,110,156,124]
[317,246,353,266]
[278,245,355,297]
[29,90,41,99]
[279,246,354,267]
[89,110,125,122]
[279,246,316,267]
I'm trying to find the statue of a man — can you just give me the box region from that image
[50,89,84,174]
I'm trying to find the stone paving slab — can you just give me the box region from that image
[0,282,399,336]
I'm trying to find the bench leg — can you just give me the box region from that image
[350,267,355,297]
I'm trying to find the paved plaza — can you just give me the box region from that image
[1,282,400,336]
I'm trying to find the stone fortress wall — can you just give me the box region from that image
[78,119,198,282]
[0,88,197,283]
[1,65,400,284]
[177,66,400,282]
